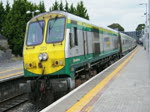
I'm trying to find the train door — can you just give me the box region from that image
[83,31,88,58]
[118,33,122,55]
[69,26,80,57]
[93,31,100,56]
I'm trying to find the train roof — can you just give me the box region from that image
[30,11,134,39]
[30,11,116,32]
[51,11,118,32]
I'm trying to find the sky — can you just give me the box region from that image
[1,0,148,31]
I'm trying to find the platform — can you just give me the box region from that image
[41,46,150,112]
[0,60,23,82]
[89,46,150,112]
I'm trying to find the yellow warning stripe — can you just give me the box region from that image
[66,48,139,112]
[0,71,23,79]
[0,67,23,74]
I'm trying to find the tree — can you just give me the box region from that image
[38,1,46,13]
[59,1,64,11]
[0,2,5,33]
[49,1,89,20]
[69,3,75,13]
[1,1,11,35]
[75,1,89,20]
[65,1,69,12]
[50,0,59,11]
[136,24,145,31]
[5,0,11,14]
[108,23,124,32]
[2,0,40,56]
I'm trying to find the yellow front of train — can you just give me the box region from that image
[23,12,66,77]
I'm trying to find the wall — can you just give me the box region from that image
[0,39,12,63]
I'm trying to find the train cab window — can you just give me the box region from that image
[27,21,44,46]
[46,17,65,43]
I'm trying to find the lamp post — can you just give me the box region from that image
[139,3,148,25]
[148,0,150,77]
[140,3,149,52]
[26,10,40,17]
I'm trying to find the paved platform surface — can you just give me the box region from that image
[0,60,23,81]
[91,47,150,112]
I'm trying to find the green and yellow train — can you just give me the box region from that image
[23,11,136,104]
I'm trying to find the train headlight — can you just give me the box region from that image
[38,53,48,61]
[38,53,43,61]
[42,53,48,61]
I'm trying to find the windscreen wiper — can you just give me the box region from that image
[36,18,44,34]
[49,15,58,32]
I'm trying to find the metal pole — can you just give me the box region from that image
[32,12,34,17]
[148,0,150,77]
[146,3,148,25]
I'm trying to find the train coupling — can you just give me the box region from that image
[19,78,75,93]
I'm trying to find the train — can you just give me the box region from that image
[22,11,136,104]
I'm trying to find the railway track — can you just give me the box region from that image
[0,93,28,112]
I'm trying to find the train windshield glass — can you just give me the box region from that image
[46,17,65,43]
[26,21,44,46]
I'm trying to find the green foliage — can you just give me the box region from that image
[5,1,11,14]
[2,0,31,56]
[65,1,69,12]
[69,4,76,13]
[136,24,145,31]
[50,0,59,11]
[0,2,5,33]
[75,1,89,20]
[49,0,89,20]
[108,23,124,32]
[59,1,64,11]
[38,1,46,13]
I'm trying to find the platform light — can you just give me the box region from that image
[26,10,40,17]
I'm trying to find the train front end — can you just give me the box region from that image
[23,12,74,104]
[24,13,66,77]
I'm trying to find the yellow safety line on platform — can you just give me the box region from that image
[0,71,23,79]
[66,48,139,112]
[85,106,93,112]
[0,67,23,74]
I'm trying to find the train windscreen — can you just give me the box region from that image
[26,20,44,46]
[46,17,65,43]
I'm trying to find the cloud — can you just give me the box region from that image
[83,0,147,31]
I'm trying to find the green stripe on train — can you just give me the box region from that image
[24,49,119,78]
[66,23,118,37]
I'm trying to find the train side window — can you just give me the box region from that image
[70,27,78,47]
[69,32,74,48]
[74,27,78,46]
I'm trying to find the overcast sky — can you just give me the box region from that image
[1,0,148,31]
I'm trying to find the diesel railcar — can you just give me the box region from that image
[23,11,136,104]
